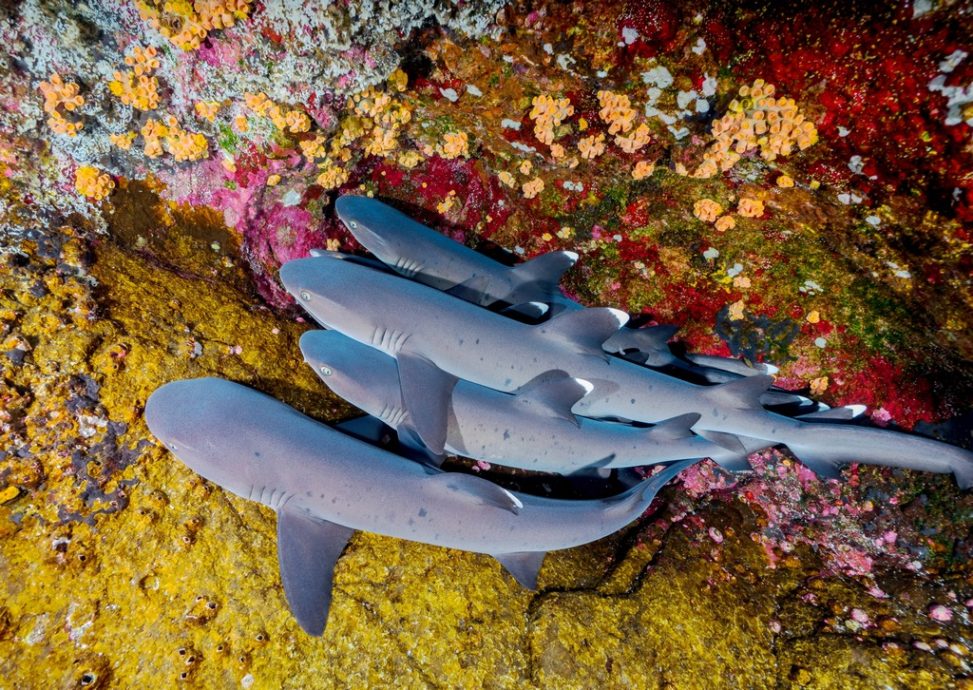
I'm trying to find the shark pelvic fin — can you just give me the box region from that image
[501,301,549,320]
[492,551,547,589]
[396,350,458,456]
[539,307,629,353]
[602,324,679,357]
[647,412,701,440]
[276,506,355,636]
[788,446,845,480]
[508,250,578,288]
[513,370,591,427]
[606,459,697,516]
[425,472,523,515]
[711,454,753,472]
[567,453,617,475]
[706,374,775,409]
[697,429,748,454]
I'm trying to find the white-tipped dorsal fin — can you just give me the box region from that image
[647,412,701,440]
[492,551,547,589]
[706,374,775,409]
[395,350,458,456]
[425,472,523,515]
[509,250,579,286]
[513,370,591,427]
[276,506,355,636]
[538,307,629,353]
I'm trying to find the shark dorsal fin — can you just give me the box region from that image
[513,370,591,426]
[491,551,547,589]
[538,307,629,353]
[647,412,701,440]
[276,505,355,636]
[603,324,679,355]
[425,472,523,515]
[706,374,775,409]
[508,251,578,286]
[396,350,458,456]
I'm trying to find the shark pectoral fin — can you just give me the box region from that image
[697,430,748,454]
[648,413,702,440]
[508,250,578,288]
[334,415,393,445]
[707,374,775,409]
[276,506,355,636]
[492,551,547,589]
[538,307,629,353]
[395,351,458,456]
[513,370,592,427]
[602,324,679,355]
[797,405,867,422]
[425,473,523,515]
[396,425,446,469]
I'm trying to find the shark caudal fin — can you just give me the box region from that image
[537,307,629,355]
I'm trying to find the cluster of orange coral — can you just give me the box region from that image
[74,166,114,200]
[528,94,574,146]
[109,46,161,111]
[139,117,208,161]
[596,91,636,135]
[38,73,85,136]
[439,131,470,160]
[694,79,818,178]
[578,133,606,160]
[244,92,311,134]
[194,101,221,122]
[136,0,253,51]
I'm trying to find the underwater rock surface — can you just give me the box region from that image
[2,0,973,687]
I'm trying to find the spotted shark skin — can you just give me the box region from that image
[145,377,696,635]
[280,256,973,488]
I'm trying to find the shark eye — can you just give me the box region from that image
[320,366,333,377]
[299,290,311,301]
[349,221,358,229]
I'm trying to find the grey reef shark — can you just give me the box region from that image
[279,254,973,488]
[300,329,749,472]
[145,377,696,636]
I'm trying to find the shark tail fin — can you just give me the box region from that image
[951,461,973,491]
[509,250,579,287]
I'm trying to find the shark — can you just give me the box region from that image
[299,329,747,472]
[333,195,813,387]
[334,194,578,311]
[144,377,696,636]
[279,256,973,488]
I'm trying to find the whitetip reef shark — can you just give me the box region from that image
[279,255,973,488]
[145,377,696,636]
[300,329,747,472]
